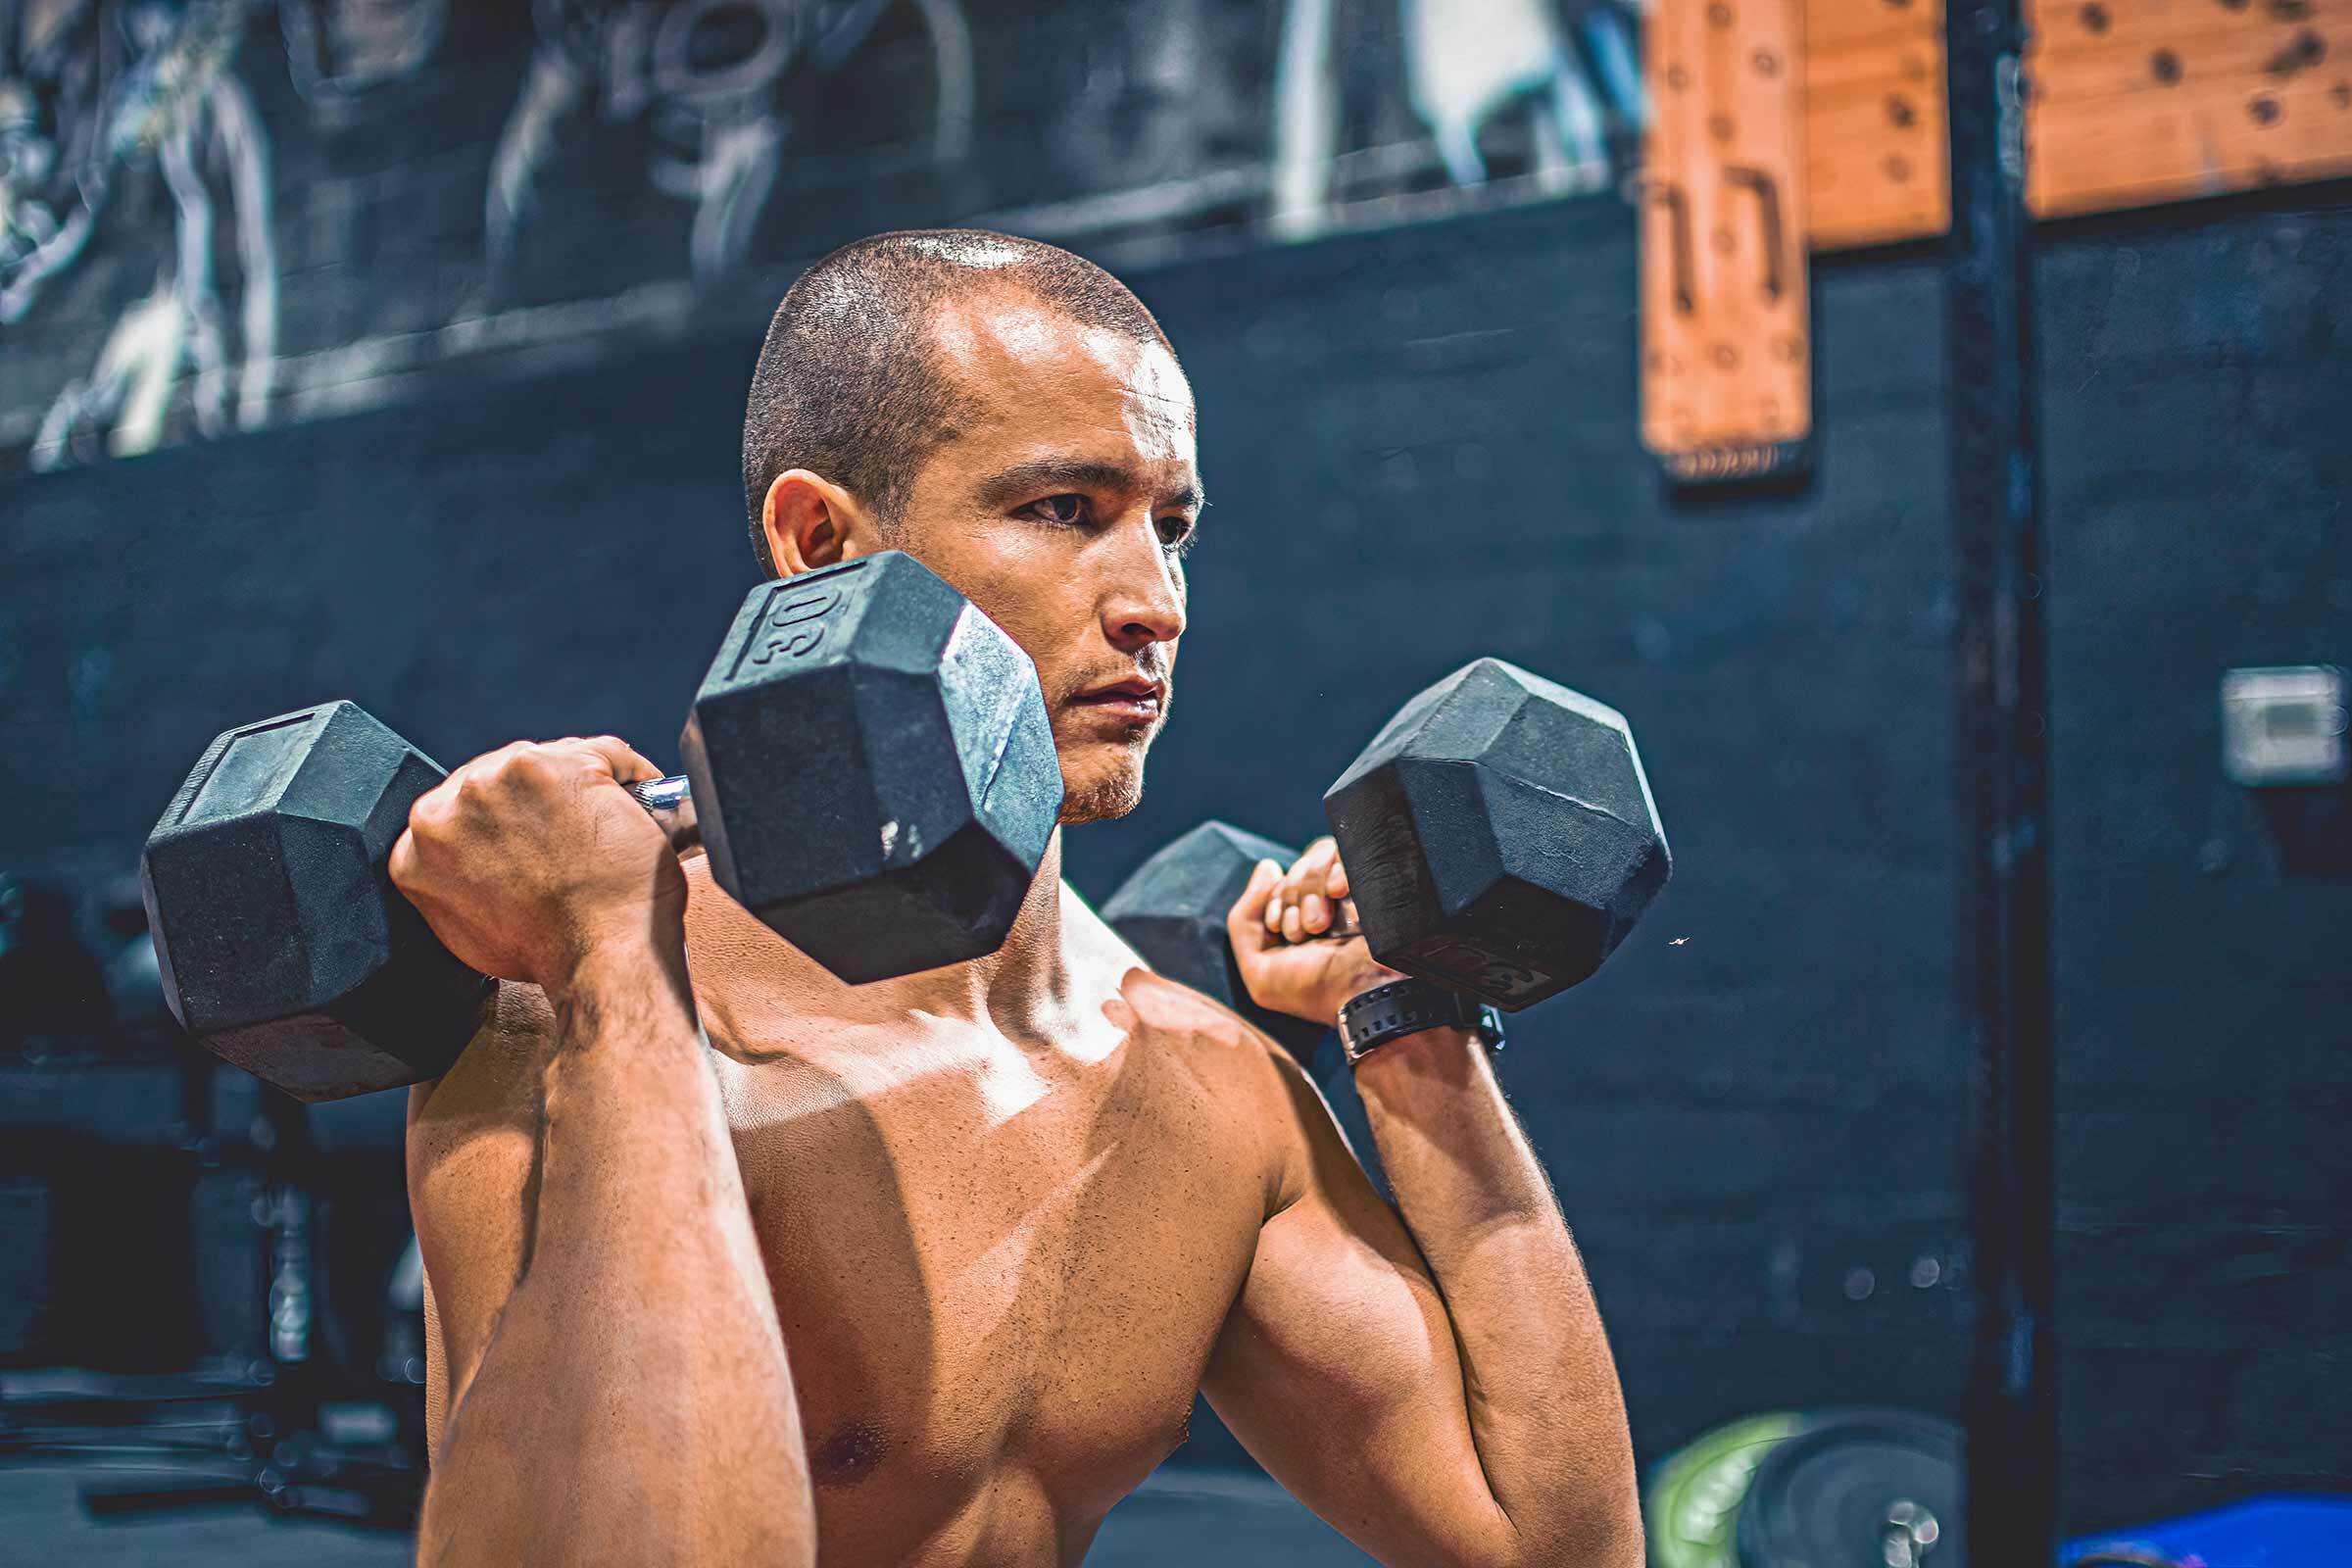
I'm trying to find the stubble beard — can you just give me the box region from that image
[1055,740,1151,825]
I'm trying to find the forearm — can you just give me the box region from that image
[1352,1027,1640,1567]
[419,942,812,1568]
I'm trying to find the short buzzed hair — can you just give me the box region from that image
[741,228,1173,575]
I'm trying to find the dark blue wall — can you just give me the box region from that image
[6,187,2351,1534]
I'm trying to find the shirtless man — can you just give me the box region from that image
[392,229,1641,1568]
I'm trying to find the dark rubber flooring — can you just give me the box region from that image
[0,1462,1380,1565]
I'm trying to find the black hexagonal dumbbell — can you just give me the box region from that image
[142,552,1063,1102]
[1323,657,1671,1010]
[684,553,1064,981]
[1099,822,1333,1064]
[1102,657,1669,1035]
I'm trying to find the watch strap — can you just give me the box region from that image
[1337,979,1505,1064]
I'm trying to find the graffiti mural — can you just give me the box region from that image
[0,0,1644,475]
[485,0,975,293]
[1272,0,1642,234]
[276,0,446,112]
[4,0,278,467]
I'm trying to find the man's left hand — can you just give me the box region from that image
[1227,837,1403,1025]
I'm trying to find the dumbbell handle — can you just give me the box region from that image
[622,775,704,858]
[629,781,1357,941]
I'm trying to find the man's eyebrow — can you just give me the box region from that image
[977,459,1206,514]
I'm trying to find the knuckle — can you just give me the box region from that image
[455,753,505,791]
[409,786,455,829]
[495,746,557,785]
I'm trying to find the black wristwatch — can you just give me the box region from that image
[1337,979,1506,1065]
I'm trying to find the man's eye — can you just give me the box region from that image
[1023,494,1088,525]
[1156,514,1199,553]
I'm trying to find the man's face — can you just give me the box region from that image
[890,292,1199,825]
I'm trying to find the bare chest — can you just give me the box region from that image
[716,1027,1271,1554]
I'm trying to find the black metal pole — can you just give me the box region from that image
[1944,0,2059,1560]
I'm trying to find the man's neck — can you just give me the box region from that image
[679,829,1080,1043]
[888,828,1078,1037]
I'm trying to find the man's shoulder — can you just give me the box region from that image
[1064,889,1305,1086]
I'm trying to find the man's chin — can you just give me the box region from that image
[1054,755,1151,825]
[1052,729,1153,825]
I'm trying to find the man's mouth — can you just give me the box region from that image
[1068,678,1166,723]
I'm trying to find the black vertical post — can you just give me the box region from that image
[1944,0,2059,1559]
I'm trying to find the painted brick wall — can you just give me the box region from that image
[4,186,2349,1535]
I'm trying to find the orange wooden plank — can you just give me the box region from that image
[1642,0,1815,479]
[1787,0,2352,245]
[1810,0,1940,49]
[1805,0,1951,248]
[2026,0,2352,215]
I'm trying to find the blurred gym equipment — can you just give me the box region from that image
[0,871,112,1051]
[1642,1409,1963,1568]
[0,1053,428,1529]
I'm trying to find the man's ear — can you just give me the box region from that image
[761,469,883,575]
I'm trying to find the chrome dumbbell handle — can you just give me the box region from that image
[623,775,702,857]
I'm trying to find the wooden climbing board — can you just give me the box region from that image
[2026,0,2352,217]
[1808,0,1953,248]
[1639,0,2350,485]
[1641,0,1815,482]
[1789,0,2352,248]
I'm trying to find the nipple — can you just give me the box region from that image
[812,1420,888,1489]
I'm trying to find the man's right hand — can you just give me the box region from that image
[390,736,684,991]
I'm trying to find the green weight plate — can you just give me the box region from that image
[1644,1412,1803,1568]
[1735,1408,1964,1568]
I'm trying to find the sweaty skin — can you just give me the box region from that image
[403,279,1642,1567]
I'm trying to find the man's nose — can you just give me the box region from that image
[1099,516,1187,654]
